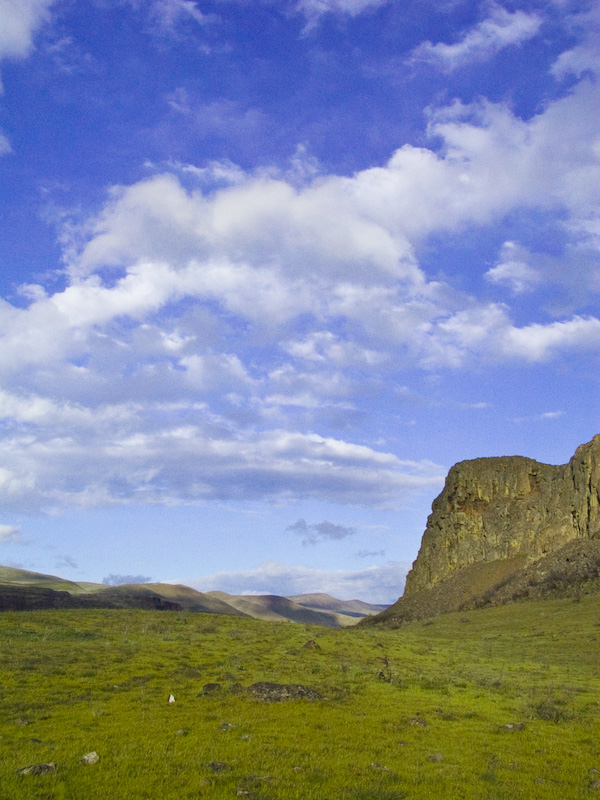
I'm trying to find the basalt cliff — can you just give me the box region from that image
[369,434,600,625]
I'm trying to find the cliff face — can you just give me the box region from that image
[366,435,600,626]
[404,434,600,597]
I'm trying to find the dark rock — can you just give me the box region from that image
[17,762,56,776]
[205,761,231,773]
[303,639,320,649]
[202,683,221,695]
[246,682,322,702]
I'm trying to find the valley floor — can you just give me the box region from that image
[0,595,599,799]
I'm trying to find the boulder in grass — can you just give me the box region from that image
[303,640,320,650]
[17,762,56,776]
[246,682,322,702]
[168,693,175,703]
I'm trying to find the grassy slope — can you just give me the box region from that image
[92,583,248,616]
[0,595,599,799]
[0,566,84,593]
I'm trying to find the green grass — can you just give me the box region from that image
[0,595,599,799]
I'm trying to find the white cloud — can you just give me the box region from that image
[0,130,11,154]
[182,559,409,604]
[502,316,600,362]
[485,241,541,293]
[0,74,597,513]
[552,41,600,78]
[295,0,387,26]
[0,393,447,512]
[0,0,54,62]
[0,524,23,545]
[150,0,210,29]
[551,4,600,78]
[513,410,565,424]
[409,4,542,71]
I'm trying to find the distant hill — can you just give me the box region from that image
[366,434,600,627]
[0,569,384,625]
[287,592,388,618]
[206,591,347,627]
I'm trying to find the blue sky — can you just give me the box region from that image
[0,0,598,603]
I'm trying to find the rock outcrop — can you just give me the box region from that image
[369,434,600,625]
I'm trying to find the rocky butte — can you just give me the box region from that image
[368,434,600,625]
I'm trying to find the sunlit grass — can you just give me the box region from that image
[1,595,599,799]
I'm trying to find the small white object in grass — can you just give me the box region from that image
[80,752,100,765]
[168,693,175,703]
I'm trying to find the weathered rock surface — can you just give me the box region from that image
[17,762,56,776]
[370,435,600,624]
[246,682,322,702]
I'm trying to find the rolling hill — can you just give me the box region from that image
[0,568,386,625]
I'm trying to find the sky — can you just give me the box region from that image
[0,0,598,603]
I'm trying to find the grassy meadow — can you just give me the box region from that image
[0,594,599,799]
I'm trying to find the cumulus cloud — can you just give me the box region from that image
[287,518,356,545]
[409,5,542,71]
[183,560,408,604]
[0,524,23,545]
[485,242,541,293]
[102,574,152,585]
[0,74,597,513]
[0,0,55,62]
[502,316,600,362]
[551,5,600,79]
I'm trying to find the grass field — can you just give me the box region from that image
[1,594,599,799]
